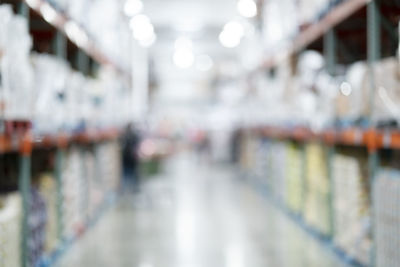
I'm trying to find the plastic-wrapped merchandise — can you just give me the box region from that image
[0,5,13,52]
[267,141,287,203]
[304,143,332,235]
[336,62,368,122]
[67,0,89,26]
[97,141,122,193]
[295,51,337,130]
[239,131,257,173]
[84,150,102,219]
[297,0,330,25]
[65,71,87,132]
[262,0,298,51]
[28,187,46,267]
[0,7,34,120]
[370,57,400,125]
[332,150,371,265]
[285,142,305,214]
[62,148,85,237]
[374,169,400,267]
[0,192,21,267]
[38,174,58,253]
[31,54,70,134]
[86,0,132,69]
[253,138,270,184]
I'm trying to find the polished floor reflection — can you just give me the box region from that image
[57,152,349,267]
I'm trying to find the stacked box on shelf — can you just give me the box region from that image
[29,187,46,267]
[78,149,90,223]
[374,169,400,267]
[304,143,332,236]
[0,192,21,267]
[285,142,305,214]
[254,138,270,186]
[84,149,102,219]
[239,132,257,174]
[62,148,85,238]
[267,140,287,203]
[107,141,122,192]
[38,173,59,253]
[332,148,371,265]
[97,141,122,194]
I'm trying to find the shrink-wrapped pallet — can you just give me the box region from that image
[374,169,400,267]
[286,142,305,214]
[38,174,58,253]
[304,143,332,235]
[0,193,21,267]
[332,150,371,266]
[62,148,84,237]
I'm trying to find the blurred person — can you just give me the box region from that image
[121,123,141,193]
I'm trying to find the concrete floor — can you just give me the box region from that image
[56,153,349,267]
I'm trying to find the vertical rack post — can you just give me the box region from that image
[367,1,381,266]
[54,147,65,242]
[323,28,336,237]
[53,28,67,244]
[324,29,336,76]
[18,1,29,20]
[367,0,381,120]
[54,31,67,60]
[77,50,90,75]
[19,134,32,267]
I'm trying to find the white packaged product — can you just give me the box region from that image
[32,54,70,134]
[1,11,34,120]
[0,193,22,267]
[374,169,400,267]
[332,152,371,265]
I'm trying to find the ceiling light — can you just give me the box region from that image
[237,0,257,18]
[219,31,241,48]
[130,15,154,41]
[64,21,89,48]
[40,3,57,23]
[223,21,245,38]
[25,0,40,8]
[124,0,143,17]
[173,49,194,69]
[139,33,157,47]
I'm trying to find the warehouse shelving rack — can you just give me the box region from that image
[242,0,400,266]
[0,1,126,266]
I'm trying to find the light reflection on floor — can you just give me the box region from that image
[56,152,350,267]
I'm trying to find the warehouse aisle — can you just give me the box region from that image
[56,152,349,267]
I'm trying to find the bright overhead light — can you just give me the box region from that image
[25,0,40,8]
[196,55,214,72]
[40,3,57,23]
[173,49,194,69]
[237,0,257,18]
[130,14,150,30]
[130,15,154,41]
[64,21,89,48]
[124,0,143,16]
[224,21,245,38]
[173,36,194,68]
[219,21,244,48]
[139,33,157,47]
[219,31,241,48]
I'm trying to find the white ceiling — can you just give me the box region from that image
[139,0,242,116]
[144,0,238,30]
